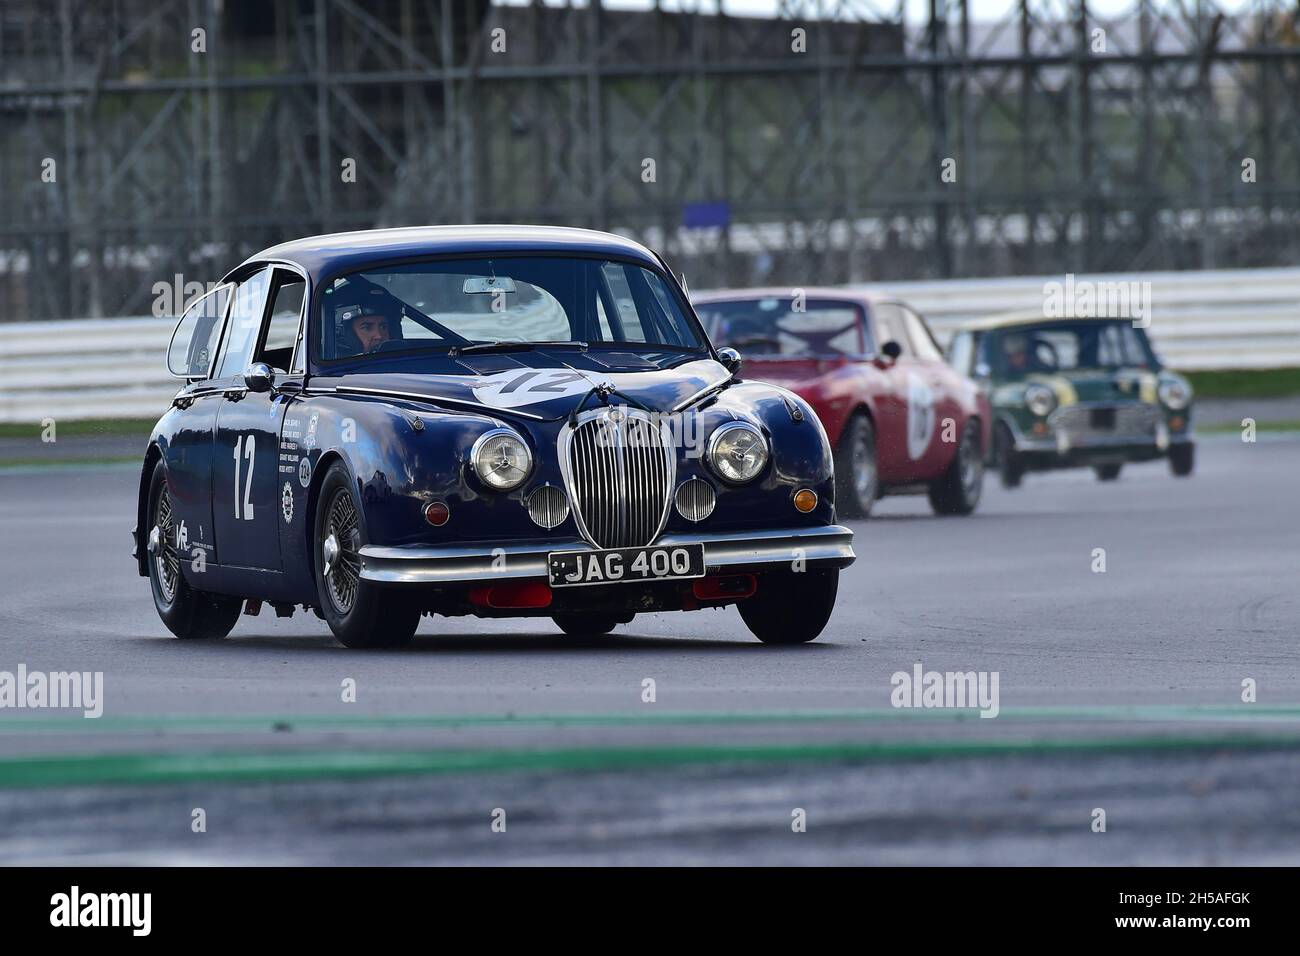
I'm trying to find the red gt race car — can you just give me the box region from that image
[694,288,991,518]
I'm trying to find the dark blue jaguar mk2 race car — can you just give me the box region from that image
[135,226,855,648]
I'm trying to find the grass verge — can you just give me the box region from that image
[1198,419,1300,435]
[0,374,1295,443]
[0,456,139,470]
[0,418,155,439]
[1184,368,1300,400]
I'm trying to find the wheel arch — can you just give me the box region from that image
[837,401,876,447]
[134,443,165,577]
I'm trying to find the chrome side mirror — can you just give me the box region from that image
[244,363,276,393]
[717,347,743,376]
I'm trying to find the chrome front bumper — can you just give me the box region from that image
[359,525,856,585]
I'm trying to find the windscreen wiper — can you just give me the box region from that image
[451,340,589,356]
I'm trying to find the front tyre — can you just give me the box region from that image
[146,459,243,639]
[314,461,420,649]
[929,419,984,515]
[1169,442,1195,477]
[994,422,1025,489]
[738,569,839,644]
[1094,462,1123,481]
[834,412,878,519]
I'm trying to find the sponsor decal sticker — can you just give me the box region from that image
[281,481,294,523]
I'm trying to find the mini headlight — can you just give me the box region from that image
[1158,379,1191,410]
[708,422,768,484]
[1024,383,1057,418]
[471,429,532,491]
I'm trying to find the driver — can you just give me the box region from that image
[335,302,393,355]
[1002,332,1051,373]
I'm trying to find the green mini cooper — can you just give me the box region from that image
[946,313,1195,487]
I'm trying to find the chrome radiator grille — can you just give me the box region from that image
[1049,403,1162,443]
[559,409,675,550]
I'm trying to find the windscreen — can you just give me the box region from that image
[695,298,867,357]
[317,256,705,361]
[982,320,1157,379]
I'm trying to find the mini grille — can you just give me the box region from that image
[1049,403,1161,443]
[526,485,570,530]
[560,409,675,550]
[674,478,717,522]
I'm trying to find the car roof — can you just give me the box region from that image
[959,310,1143,333]
[691,286,890,307]
[232,225,664,283]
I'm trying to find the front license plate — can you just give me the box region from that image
[1090,408,1116,430]
[548,544,705,588]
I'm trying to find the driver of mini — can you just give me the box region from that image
[1002,332,1052,373]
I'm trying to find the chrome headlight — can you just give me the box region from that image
[707,422,768,484]
[1024,383,1057,418]
[1158,379,1191,410]
[471,428,532,491]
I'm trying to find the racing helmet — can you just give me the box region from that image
[332,297,401,356]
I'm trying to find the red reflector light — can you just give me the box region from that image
[424,501,450,526]
[693,574,757,602]
[468,582,553,609]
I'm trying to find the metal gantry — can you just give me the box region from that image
[1,0,1298,320]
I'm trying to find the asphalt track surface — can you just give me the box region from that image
[0,434,1297,864]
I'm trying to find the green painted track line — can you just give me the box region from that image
[2,704,1300,734]
[2,734,1299,790]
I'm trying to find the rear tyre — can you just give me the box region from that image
[1169,442,1195,477]
[995,422,1024,489]
[314,461,420,649]
[834,412,878,519]
[146,459,243,640]
[552,613,628,637]
[928,419,984,515]
[1094,463,1123,481]
[738,569,839,644]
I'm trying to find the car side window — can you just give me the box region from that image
[871,303,913,359]
[258,272,306,373]
[947,331,974,376]
[902,307,944,363]
[216,268,272,378]
[600,263,647,342]
[167,284,231,379]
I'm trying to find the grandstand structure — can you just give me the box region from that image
[1,0,1298,320]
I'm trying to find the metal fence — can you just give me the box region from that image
[4,1,1300,322]
[1,267,1294,423]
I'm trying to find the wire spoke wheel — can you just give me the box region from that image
[852,429,877,500]
[154,484,180,604]
[323,488,362,615]
[959,423,984,496]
